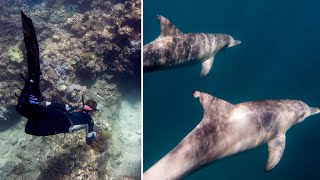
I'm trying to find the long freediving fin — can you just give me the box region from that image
[21,10,41,80]
[21,10,42,98]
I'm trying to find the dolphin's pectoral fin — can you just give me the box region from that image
[265,134,286,172]
[157,15,182,37]
[200,56,214,77]
[193,91,233,118]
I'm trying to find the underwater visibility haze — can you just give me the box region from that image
[144,0,320,179]
[0,0,141,179]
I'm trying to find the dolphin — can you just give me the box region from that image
[143,15,241,76]
[144,91,320,180]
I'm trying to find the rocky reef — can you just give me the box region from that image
[0,0,141,179]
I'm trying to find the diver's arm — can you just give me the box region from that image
[41,102,75,112]
[67,113,96,145]
[85,115,96,145]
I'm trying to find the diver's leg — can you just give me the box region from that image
[16,80,44,118]
[68,114,96,145]
[16,80,31,118]
[25,106,70,136]
[85,121,96,145]
[16,11,44,117]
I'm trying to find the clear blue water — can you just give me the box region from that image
[144,0,320,179]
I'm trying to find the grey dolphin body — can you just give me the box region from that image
[144,91,320,180]
[143,15,241,76]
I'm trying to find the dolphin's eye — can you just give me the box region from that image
[299,112,305,118]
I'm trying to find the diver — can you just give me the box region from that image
[15,11,96,145]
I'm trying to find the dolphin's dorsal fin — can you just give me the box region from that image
[265,134,286,171]
[157,15,182,37]
[193,91,234,118]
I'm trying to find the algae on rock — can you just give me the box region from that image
[8,45,23,63]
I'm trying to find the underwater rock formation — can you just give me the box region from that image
[0,0,141,107]
[0,0,141,179]
[0,0,140,104]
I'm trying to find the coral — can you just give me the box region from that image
[64,13,88,36]
[64,3,79,15]
[100,128,112,140]
[90,128,110,153]
[51,34,61,42]
[0,0,27,7]
[81,51,95,61]
[48,9,68,24]
[12,163,25,175]
[63,0,141,78]
[0,106,8,121]
[7,45,23,63]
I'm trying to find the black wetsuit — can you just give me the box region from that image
[22,102,94,137]
[16,11,95,145]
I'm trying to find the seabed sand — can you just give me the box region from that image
[107,98,141,178]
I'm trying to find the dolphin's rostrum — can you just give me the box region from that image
[143,15,241,76]
[144,91,320,180]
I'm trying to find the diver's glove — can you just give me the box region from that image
[86,131,96,145]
